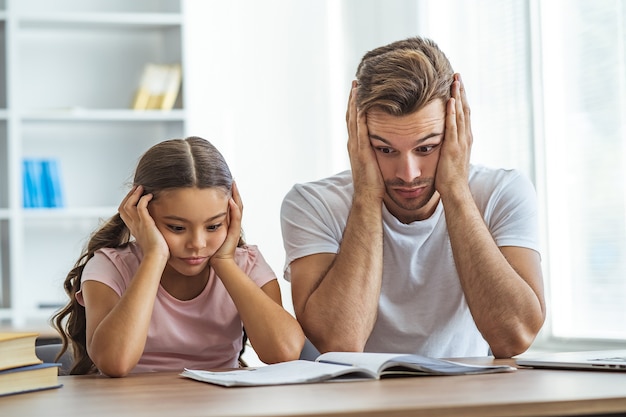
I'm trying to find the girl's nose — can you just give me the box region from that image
[187,230,207,250]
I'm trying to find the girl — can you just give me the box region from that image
[52,136,304,377]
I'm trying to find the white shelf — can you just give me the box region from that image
[22,206,117,220]
[21,108,186,122]
[17,12,183,28]
[0,1,187,328]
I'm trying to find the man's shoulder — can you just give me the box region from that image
[286,170,353,198]
[293,169,352,187]
[281,170,354,221]
[469,164,529,189]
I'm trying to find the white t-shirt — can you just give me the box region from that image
[76,243,276,372]
[281,165,540,358]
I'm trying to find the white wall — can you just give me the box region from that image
[183,0,422,313]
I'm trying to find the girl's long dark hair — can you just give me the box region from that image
[52,136,242,374]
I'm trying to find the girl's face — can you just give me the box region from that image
[148,187,230,277]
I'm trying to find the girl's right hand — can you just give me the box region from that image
[118,185,169,259]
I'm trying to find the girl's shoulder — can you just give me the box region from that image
[233,245,275,281]
[94,242,143,262]
[88,242,143,274]
[234,244,262,263]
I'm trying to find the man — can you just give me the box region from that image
[280,37,545,359]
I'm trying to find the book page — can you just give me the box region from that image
[316,352,516,376]
[316,352,403,375]
[181,360,375,387]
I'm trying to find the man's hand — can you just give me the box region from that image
[435,73,473,197]
[346,81,385,202]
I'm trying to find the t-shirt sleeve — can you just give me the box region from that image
[280,184,346,282]
[236,245,277,288]
[484,169,541,254]
[75,249,128,306]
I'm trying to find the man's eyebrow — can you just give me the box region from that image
[163,212,227,223]
[369,132,443,144]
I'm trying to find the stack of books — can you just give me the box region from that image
[0,332,62,397]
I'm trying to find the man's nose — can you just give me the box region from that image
[395,154,421,183]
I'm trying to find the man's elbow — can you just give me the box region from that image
[490,317,545,359]
[309,332,366,354]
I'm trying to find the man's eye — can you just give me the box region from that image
[377,147,393,154]
[416,145,435,153]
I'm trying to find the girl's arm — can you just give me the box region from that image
[211,183,305,363]
[83,186,169,377]
[212,261,305,363]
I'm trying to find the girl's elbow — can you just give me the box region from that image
[92,353,136,377]
[258,335,306,364]
[100,366,131,378]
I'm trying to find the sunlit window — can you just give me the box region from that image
[420,0,626,345]
[540,0,626,341]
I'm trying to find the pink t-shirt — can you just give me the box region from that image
[76,242,276,373]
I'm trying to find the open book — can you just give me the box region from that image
[180,352,515,387]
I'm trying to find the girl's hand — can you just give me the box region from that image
[118,185,169,259]
[210,181,243,267]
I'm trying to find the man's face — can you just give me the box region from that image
[366,100,446,223]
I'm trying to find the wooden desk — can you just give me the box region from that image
[2,358,626,417]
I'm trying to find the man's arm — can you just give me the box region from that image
[443,187,545,357]
[290,203,382,353]
[438,75,545,358]
[290,82,385,353]
[444,191,545,357]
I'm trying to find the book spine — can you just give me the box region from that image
[22,158,45,208]
[22,159,33,208]
[40,159,64,208]
[160,64,182,110]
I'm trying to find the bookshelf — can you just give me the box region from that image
[0,0,187,327]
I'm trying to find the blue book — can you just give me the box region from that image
[22,160,33,208]
[0,363,62,397]
[22,159,45,208]
[41,159,65,208]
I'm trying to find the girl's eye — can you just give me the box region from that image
[167,225,185,232]
[207,223,222,232]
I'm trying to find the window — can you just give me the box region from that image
[185,0,626,351]
[539,0,626,342]
[420,0,626,346]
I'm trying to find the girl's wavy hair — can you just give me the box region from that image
[355,36,455,115]
[52,136,242,374]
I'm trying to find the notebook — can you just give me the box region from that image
[515,349,626,371]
